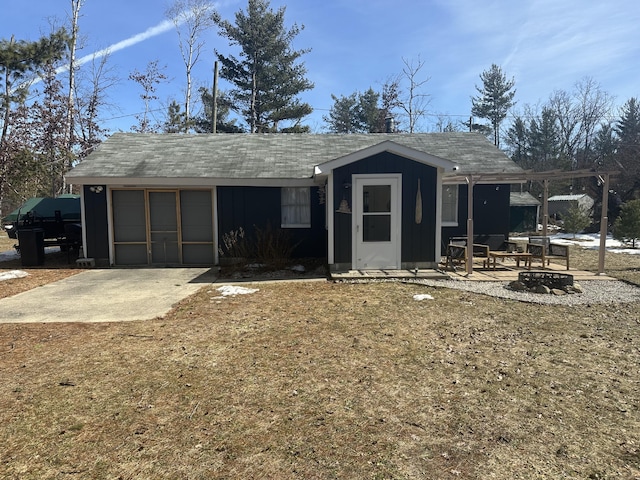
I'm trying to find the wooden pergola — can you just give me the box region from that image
[444,169,619,276]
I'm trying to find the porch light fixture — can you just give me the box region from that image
[89,185,103,193]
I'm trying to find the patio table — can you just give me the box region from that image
[488,251,532,270]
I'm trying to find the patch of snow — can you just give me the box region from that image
[216,285,259,296]
[546,233,640,254]
[0,270,29,282]
[0,245,62,263]
[0,249,19,262]
[291,264,306,273]
[413,293,434,301]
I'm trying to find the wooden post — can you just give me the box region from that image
[542,178,549,237]
[466,176,474,275]
[598,174,609,275]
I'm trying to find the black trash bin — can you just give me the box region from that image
[18,228,45,266]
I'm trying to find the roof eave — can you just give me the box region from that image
[66,175,316,188]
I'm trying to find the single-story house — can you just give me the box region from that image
[65,132,524,271]
[509,192,541,232]
[547,193,594,220]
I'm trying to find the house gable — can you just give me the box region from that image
[328,150,443,270]
[314,140,458,177]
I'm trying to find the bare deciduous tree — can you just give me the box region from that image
[74,51,116,157]
[129,60,167,133]
[166,0,218,132]
[397,56,431,133]
[63,0,83,192]
[547,77,613,170]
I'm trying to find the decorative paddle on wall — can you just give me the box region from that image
[415,178,422,224]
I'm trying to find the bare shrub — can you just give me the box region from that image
[218,227,252,259]
[254,223,300,267]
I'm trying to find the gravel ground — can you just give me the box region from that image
[411,278,640,305]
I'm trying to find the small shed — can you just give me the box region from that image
[547,194,594,220]
[509,192,540,232]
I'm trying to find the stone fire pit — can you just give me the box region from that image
[509,271,582,295]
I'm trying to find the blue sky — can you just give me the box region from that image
[1,0,639,133]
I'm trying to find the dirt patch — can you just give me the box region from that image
[1,281,639,479]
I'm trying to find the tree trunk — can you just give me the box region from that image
[64,0,82,193]
[0,62,13,219]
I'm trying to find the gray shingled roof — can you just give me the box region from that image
[67,132,523,181]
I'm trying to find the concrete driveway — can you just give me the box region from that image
[0,268,218,323]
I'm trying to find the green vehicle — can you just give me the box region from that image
[2,195,82,247]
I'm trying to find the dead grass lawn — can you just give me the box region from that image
[1,230,640,478]
[1,282,639,478]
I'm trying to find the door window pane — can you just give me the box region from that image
[363,215,391,242]
[363,185,390,213]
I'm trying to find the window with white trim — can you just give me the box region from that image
[442,185,458,226]
[281,187,311,228]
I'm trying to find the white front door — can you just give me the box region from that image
[353,175,401,269]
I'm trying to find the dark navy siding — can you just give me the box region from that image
[332,152,438,264]
[442,184,511,250]
[82,185,109,261]
[216,186,326,259]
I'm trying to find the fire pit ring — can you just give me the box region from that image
[518,271,574,290]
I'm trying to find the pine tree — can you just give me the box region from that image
[529,107,560,171]
[215,0,313,133]
[505,116,530,168]
[194,87,244,133]
[563,203,591,238]
[324,93,360,133]
[614,199,640,248]
[0,30,68,217]
[358,88,380,133]
[163,101,189,133]
[324,80,400,134]
[471,64,516,147]
[614,98,640,198]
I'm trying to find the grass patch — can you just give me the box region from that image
[1,280,639,478]
[2,230,640,477]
